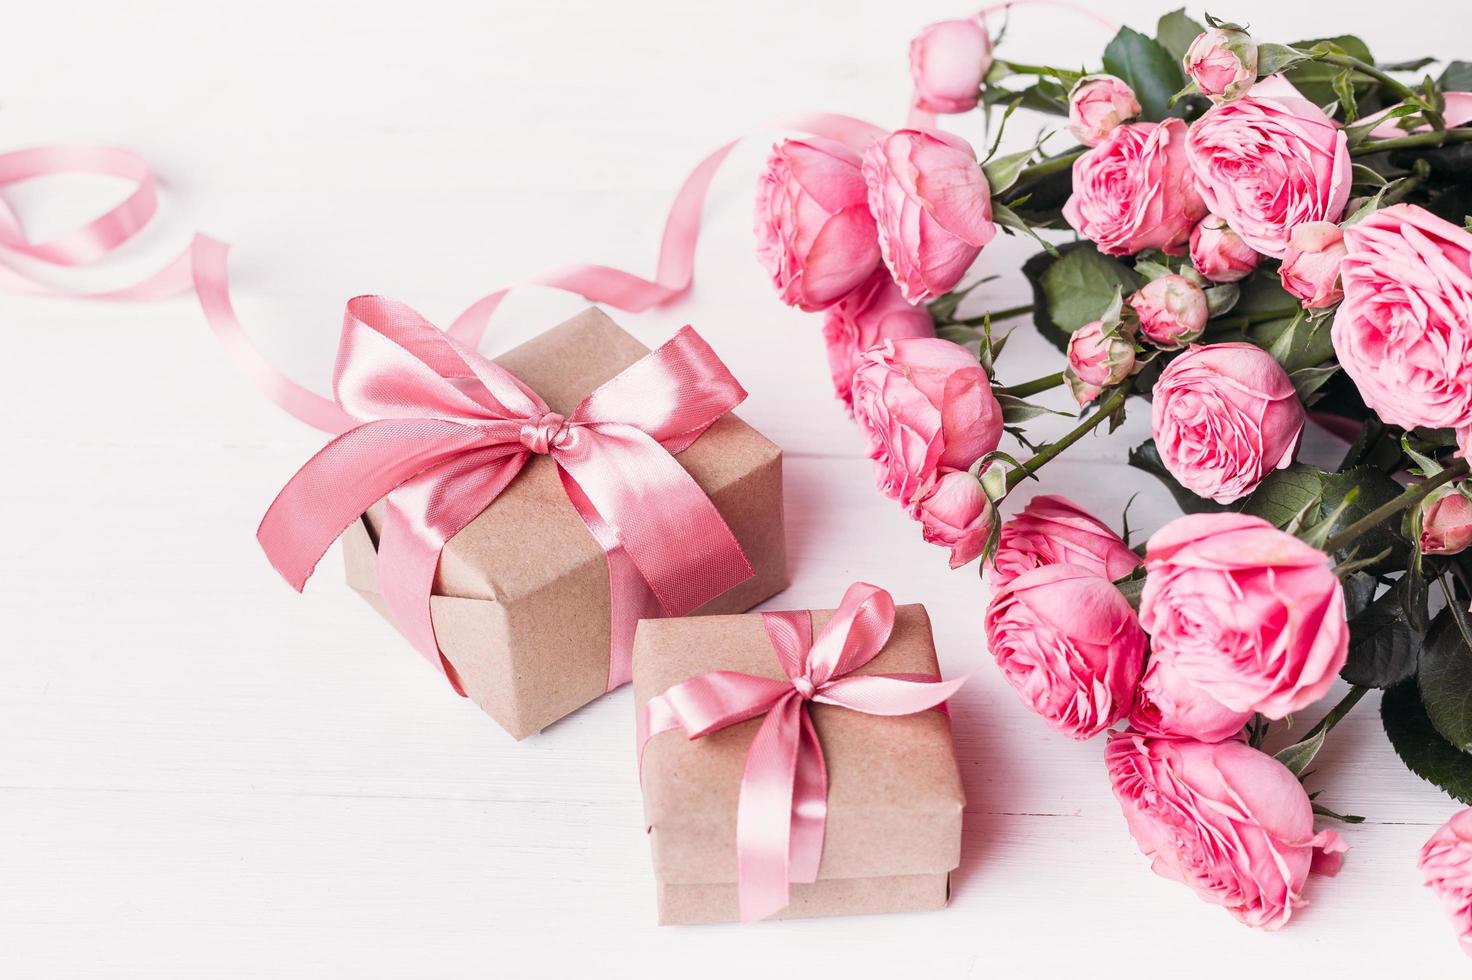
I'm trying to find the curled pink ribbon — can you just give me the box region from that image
[637,582,966,923]
[257,296,754,693]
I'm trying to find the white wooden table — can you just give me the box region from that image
[4,1,1468,975]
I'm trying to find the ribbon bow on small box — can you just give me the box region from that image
[638,582,967,923]
[258,296,755,693]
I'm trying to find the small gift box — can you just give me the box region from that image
[262,302,788,740]
[634,583,966,924]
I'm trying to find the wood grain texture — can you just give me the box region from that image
[2,0,1467,975]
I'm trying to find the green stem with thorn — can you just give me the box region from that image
[1005,385,1128,491]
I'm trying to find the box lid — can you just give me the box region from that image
[364,307,780,605]
[633,603,965,885]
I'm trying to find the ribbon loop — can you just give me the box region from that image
[258,300,753,693]
[638,583,966,923]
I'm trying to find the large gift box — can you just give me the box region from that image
[265,303,787,740]
[633,585,966,924]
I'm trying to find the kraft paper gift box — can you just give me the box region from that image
[340,307,789,740]
[633,602,966,925]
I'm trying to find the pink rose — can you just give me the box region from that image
[990,494,1143,589]
[1129,274,1209,349]
[1107,732,1346,929]
[754,137,882,311]
[863,129,997,303]
[1332,203,1472,434]
[912,469,994,568]
[851,338,1003,504]
[1187,92,1351,257]
[1064,119,1207,256]
[909,18,991,115]
[1190,214,1260,283]
[1065,318,1136,405]
[1279,221,1346,309]
[1421,486,1472,556]
[1184,27,1258,102]
[1067,74,1142,147]
[1420,809,1472,957]
[985,564,1147,740]
[821,270,935,410]
[1151,342,1305,503]
[1128,659,1253,743]
[1139,513,1348,718]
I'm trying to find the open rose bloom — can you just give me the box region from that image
[850,337,1002,504]
[754,136,881,311]
[821,270,935,409]
[1064,119,1206,256]
[990,494,1141,589]
[1151,343,1305,503]
[985,564,1147,740]
[1421,809,1472,956]
[1107,733,1346,929]
[1186,88,1350,257]
[1139,513,1348,719]
[1332,203,1472,434]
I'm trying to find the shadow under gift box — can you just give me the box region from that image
[340,308,789,739]
[633,604,965,925]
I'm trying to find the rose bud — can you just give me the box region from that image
[1107,732,1347,929]
[753,137,882,312]
[1129,274,1209,349]
[1420,486,1472,556]
[1187,93,1350,257]
[1190,214,1260,283]
[1140,513,1348,718]
[990,494,1143,589]
[1065,318,1136,405]
[863,129,997,303]
[1151,343,1305,503]
[821,270,936,411]
[851,337,1003,505]
[1067,74,1142,147]
[1064,119,1207,256]
[1333,205,1472,436]
[984,564,1147,740]
[1128,659,1254,743]
[909,17,992,115]
[1184,26,1258,102]
[1420,809,1472,957]
[1279,221,1347,309]
[911,468,994,568]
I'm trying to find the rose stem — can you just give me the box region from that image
[1321,458,1471,554]
[1318,53,1443,129]
[1005,384,1128,490]
[996,370,1065,399]
[1299,684,1370,746]
[1352,129,1472,156]
[953,303,1035,326]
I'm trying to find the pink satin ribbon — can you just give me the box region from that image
[637,582,966,923]
[257,296,754,693]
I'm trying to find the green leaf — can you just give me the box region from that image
[1248,311,1336,373]
[1320,466,1411,571]
[1289,364,1340,405]
[1275,726,1328,777]
[1283,35,1375,109]
[1155,8,1205,62]
[1379,57,1436,73]
[983,146,1040,195]
[1256,43,1309,77]
[1383,680,1472,806]
[1343,572,1378,619]
[1332,67,1360,123]
[1038,244,1142,337]
[1102,26,1188,121]
[1240,463,1327,529]
[995,392,1068,424]
[1341,584,1422,688]
[1127,440,1232,515]
[1439,61,1472,92]
[1419,606,1472,751]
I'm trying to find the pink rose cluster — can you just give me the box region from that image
[983,504,1348,926]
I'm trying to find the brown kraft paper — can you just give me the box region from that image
[342,307,789,739]
[633,603,965,924]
